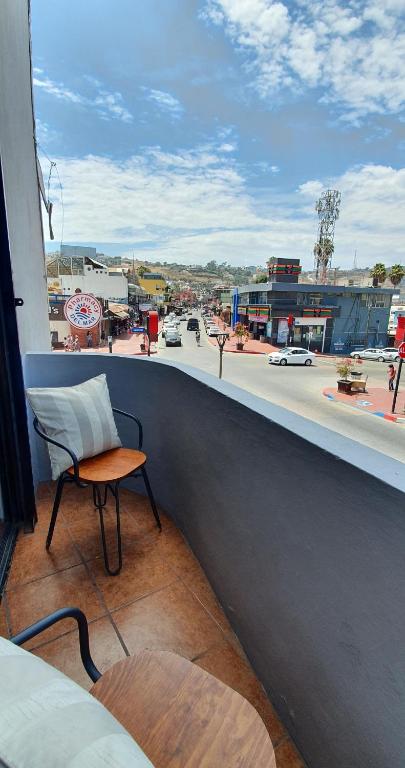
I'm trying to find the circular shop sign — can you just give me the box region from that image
[64,293,102,330]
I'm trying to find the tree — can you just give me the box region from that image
[137,265,148,277]
[255,274,268,283]
[389,264,405,287]
[370,263,387,284]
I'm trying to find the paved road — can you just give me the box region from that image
[158,315,405,463]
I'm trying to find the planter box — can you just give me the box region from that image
[337,379,353,394]
[236,342,244,350]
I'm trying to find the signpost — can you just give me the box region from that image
[391,342,405,413]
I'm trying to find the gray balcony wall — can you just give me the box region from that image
[0,0,50,353]
[24,352,405,768]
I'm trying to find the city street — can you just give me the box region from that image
[158,314,405,464]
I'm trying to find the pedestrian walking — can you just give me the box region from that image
[73,335,81,352]
[388,363,396,391]
[86,331,93,348]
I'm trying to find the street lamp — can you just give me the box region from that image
[216,333,229,379]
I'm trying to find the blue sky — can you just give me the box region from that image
[32,0,405,268]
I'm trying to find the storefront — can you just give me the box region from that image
[238,306,269,339]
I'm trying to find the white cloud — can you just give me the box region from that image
[33,74,133,123]
[142,88,184,119]
[43,144,405,268]
[202,0,405,120]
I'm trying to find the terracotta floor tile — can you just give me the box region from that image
[6,524,81,588]
[113,581,224,660]
[180,564,233,633]
[6,564,106,646]
[32,616,127,690]
[0,600,9,637]
[87,541,178,610]
[150,528,201,576]
[120,489,174,537]
[34,497,67,531]
[68,510,115,562]
[69,505,155,563]
[35,481,54,500]
[275,739,307,768]
[195,642,286,747]
[59,484,94,524]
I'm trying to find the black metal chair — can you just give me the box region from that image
[34,408,161,576]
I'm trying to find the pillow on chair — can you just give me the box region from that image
[26,374,121,480]
[0,637,154,767]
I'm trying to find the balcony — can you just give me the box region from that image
[1,350,405,768]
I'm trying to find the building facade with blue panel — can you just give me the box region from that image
[234,281,394,354]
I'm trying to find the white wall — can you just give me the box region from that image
[0,0,50,352]
[48,271,129,302]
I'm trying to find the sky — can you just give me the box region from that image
[32,0,405,270]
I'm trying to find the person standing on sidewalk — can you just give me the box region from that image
[388,364,396,391]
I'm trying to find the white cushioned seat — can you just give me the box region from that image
[26,374,122,480]
[0,637,154,767]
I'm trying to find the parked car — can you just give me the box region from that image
[350,348,398,362]
[382,347,401,362]
[187,318,199,331]
[207,326,222,336]
[268,347,316,366]
[165,328,182,347]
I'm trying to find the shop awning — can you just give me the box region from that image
[108,303,130,319]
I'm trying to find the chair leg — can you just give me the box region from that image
[94,483,122,576]
[46,475,66,550]
[141,466,162,531]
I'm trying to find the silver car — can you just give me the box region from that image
[350,348,399,362]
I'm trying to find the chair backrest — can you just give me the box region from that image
[0,637,154,767]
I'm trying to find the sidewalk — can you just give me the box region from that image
[323,386,405,423]
[205,321,278,354]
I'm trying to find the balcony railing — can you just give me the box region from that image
[15,351,405,768]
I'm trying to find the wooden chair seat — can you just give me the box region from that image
[91,650,276,767]
[67,447,146,483]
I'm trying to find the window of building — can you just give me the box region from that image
[308,293,322,305]
[360,293,390,308]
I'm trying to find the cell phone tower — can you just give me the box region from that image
[313,189,341,283]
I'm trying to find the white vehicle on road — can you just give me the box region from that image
[165,328,182,347]
[207,326,222,336]
[350,348,400,362]
[268,347,316,366]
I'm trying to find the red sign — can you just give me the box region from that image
[147,310,159,342]
[398,342,405,359]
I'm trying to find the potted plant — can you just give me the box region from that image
[233,322,250,350]
[336,358,354,393]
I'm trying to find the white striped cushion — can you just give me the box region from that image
[0,637,154,767]
[26,374,122,480]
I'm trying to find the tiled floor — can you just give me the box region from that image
[0,483,306,767]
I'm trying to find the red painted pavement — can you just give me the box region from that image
[205,320,278,354]
[323,386,405,422]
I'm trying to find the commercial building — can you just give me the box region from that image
[138,272,167,304]
[47,245,129,303]
[235,258,394,353]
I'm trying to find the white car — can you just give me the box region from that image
[165,328,182,347]
[268,347,316,366]
[207,326,222,336]
[350,348,399,362]
[162,322,178,338]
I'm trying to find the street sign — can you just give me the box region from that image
[398,342,405,359]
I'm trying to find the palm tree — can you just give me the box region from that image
[370,263,387,285]
[388,264,405,287]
